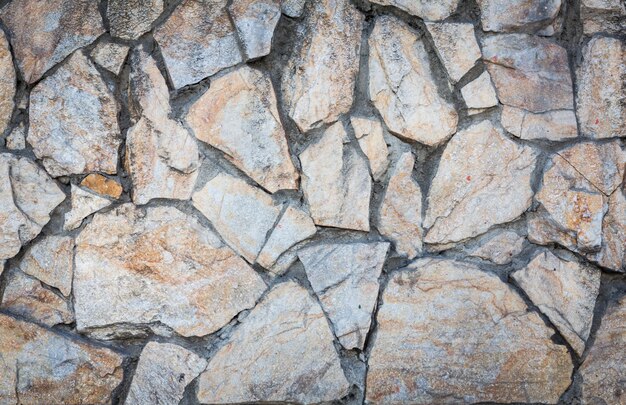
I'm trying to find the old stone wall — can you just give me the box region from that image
[0,0,624,404]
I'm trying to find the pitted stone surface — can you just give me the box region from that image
[108,0,163,40]
[18,235,74,297]
[0,29,15,136]
[90,41,130,76]
[229,0,280,60]
[426,22,481,83]
[64,184,113,231]
[477,0,562,33]
[369,0,461,21]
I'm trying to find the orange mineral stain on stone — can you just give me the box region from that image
[81,173,123,199]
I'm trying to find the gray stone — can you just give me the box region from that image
[369,0,461,21]
[19,235,74,297]
[0,29,15,136]
[581,0,626,34]
[502,106,578,141]
[90,41,130,75]
[5,123,26,150]
[478,0,562,33]
[64,184,113,231]
[461,71,499,114]
[229,0,280,60]
[426,22,481,83]
[465,229,526,265]
[108,0,163,40]
[281,0,307,17]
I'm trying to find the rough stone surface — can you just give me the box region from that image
[28,51,121,177]
[197,281,350,403]
[126,342,207,405]
[424,121,536,245]
[108,0,163,40]
[576,36,626,139]
[187,66,298,192]
[64,184,113,231]
[366,258,573,404]
[5,123,26,150]
[0,313,123,404]
[154,0,242,89]
[281,0,307,17]
[81,174,123,199]
[229,0,280,60]
[299,122,371,231]
[502,106,578,141]
[465,229,526,265]
[90,41,130,75]
[426,22,481,83]
[350,116,389,181]
[281,0,363,132]
[19,235,74,297]
[512,250,601,355]
[477,0,562,33]
[369,16,458,146]
[461,71,499,113]
[0,29,15,136]
[74,204,267,338]
[581,0,626,34]
[589,189,626,272]
[377,152,423,259]
[0,0,104,83]
[369,0,461,21]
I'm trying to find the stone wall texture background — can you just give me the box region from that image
[0,0,624,404]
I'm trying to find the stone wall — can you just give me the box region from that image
[0,0,624,404]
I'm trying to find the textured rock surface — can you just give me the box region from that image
[229,0,280,60]
[281,0,307,17]
[350,116,389,181]
[187,66,297,192]
[369,16,458,146]
[501,106,578,141]
[5,124,26,150]
[18,235,74,297]
[465,229,526,265]
[0,0,104,83]
[589,189,626,272]
[299,242,389,349]
[367,258,573,404]
[81,174,123,199]
[108,0,163,40]
[64,184,113,230]
[74,204,267,338]
[369,0,461,21]
[90,41,130,75]
[426,22,481,83]
[461,71,498,113]
[478,0,562,32]
[580,0,626,34]
[197,282,349,403]
[0,29,15,136]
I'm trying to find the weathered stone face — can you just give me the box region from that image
[477,0,562,32]
[90,41,130,76]
[501,106,578,141]
[369,0,461,21]
[461,71,499,114]
[580,0,626,34]
[426,22,481,83]
[64,184,113,230]
[0,29,15,136]
[229,0,280,60]
[350,116,389,181]
[18,235,74,297]
[108,0,163,40]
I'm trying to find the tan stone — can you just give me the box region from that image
[154,0,242,89]
[461,71,499,113]
[366,258,573,404]
[19,235,74,297]
[64,184,113,231]
[587,188,626,272]
[350,116,389,181]
[0,28,15,136]
[0,0,104,83]
[299,122,371,231]
[426,22,481,83]
[581,0,626,34]
[281,0,363,132]
[229,0,280,60]
[501,106,578,141]
[369,16,458,146]
[81,174,123,199]
[5,124,26,150]
[576,36,626,139]
[28,51,120,177]
[74,204,267,338]
[512,250,601,355]
[0,313,123,404]
[465,229,526,265]
[197,281,349,403]
[108,0,163,40]
[377,152,423,259]
[369,0,461,21]
[477,0,562,32]
[187,66,298,193]
[90,41,130,75]
[424,121,536,245]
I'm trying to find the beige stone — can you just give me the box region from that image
[64,184,113,231]
[5,124,26,150]
[350,116,389,181]
[581,0,626,34]
[187,66,298,193]
[197,281,349,403]
[501,106,578,141]
[369,0,461,20]
[426,22,481,83]
[29,51,120,177]
[461,71,499,113]
[90,41,130,75]
[377,152,423,259]
[74,204,267,338]
[478,0,562,32]
[0,29,15,136]
[512,250,601,355]
[229,0,280,59]
[366,258,573,404]
[154,0,242,89]
[465,229,526,265]
[81,174,123,199]
[0,313,123,404]
[299,122,371,231]
[0,0,104,83]
[424,121,536,245]
[281,0,363,132]
[19,235,74,297]
[369,16,458,146]
[587,188,626,272]
[108,0,163,40]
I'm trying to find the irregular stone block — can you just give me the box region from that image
[426,22,481,83]
[229,0,280,60]
[281,0,307,17]
[461,71,499,114]
[464,229,526,265]
[90,41,130,75]
[501,106,578,141]
[478,0,562,33]
[19,235,74,297]
[370,0,461,21]
[64,184,113,231]
[108,0,163,40]
[581,0,626,34]
[81,174,123,199]
[350,116,389,181]
[0,29,15,136]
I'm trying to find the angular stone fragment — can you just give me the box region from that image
[5,123,26,150]
[126,48,199,204]
[74,204,267,338]
[502,106,578,141]
[0,0,104,83]
[299,122,371,231]
[281,0,307,17]
[29,51,120,177]
[461,71,499,114]
[193,172,282,262]
[377,152,423,259]
[0,29,15,136]
[424,121,536,245]
[369,16,458,146]
[257,205,316,268]
[576,36,626,139]
[0,154,65,263]
[426,22,481,83]
[581,0,626,34]
[477,0,562,32]
[108,0,163,40]
[1,270,74,327]
[589,189,626,272]
[187,66,298,192]
[126,342,207,405]
[367,258,573,404]
[513,250,600,355]
[350,116,389,181]
[578,292,626,403]
[369,0,461,21]
[81,174,123,199]
[154,0,242,89]
[465,229,526,265]
[19,235,74,297]
[299,242,388,349]
[90,41,130,75]
[229,0,280,60]
[482,34,573,113]
[197,282,349,403]
[0,313,123,404]
[64,184,113,231]
[281,0,363,132]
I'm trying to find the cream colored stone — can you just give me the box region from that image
[299,122,371,231]
[501,106,578,141]
[478,0,562,32]
[366,258,573,404]
[369,0,461,20]
[586,188,626,272]
[90,41,130,75]
[197,282,349,403]
[281,0,363,132]
[369,16,458,146]
[19,235,74,297]
[229,0,280,59]
[64,184,112,231]
[512,250,601,355]
[377,152,423,259]
[81,174,123,199]
[461,71,498,113]
[29,51,120,177]
[0,29,15,136]
[350,116,389,181]
[426,22,481,83]
[187,66,298,193]
[465,229,526,264]
[192,172,282,262]
[74,204,267,338]
[108,0,163,40]
[581,0,626,34]
[424,121,536,245]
